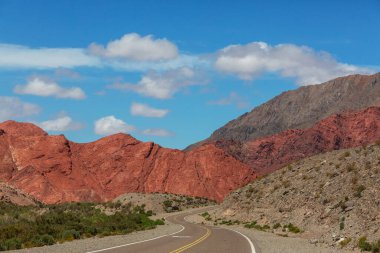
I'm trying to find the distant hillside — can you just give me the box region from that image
[188,73,380,149]
[218,143,380,250]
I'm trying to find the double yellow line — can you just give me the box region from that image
[169,228,211,253]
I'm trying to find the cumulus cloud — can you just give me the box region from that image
[0,96,40,121]
[0,44,100,69]
[94,116,135,135]
[89,33,178,61]
[14,77,86,99]
[209,92,250,109]
[38,115,84,131]
[108,67,205,99]
[142,128,175,137]
[215,42,373,85]
[130,103,168,118]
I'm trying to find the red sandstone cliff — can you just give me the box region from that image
[0,121,255,203]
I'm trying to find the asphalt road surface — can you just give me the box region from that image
[87,207,257,253]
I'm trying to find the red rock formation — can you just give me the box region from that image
[217,107,380,175]
[0,121,255,203]
[1,106,379,204]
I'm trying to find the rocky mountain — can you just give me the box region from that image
[219,106,380,175]
[0,183,40,206]
[0,121,255,204]
[189,73,380,149]
[217,143,380,250]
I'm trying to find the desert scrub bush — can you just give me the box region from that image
[283,223,301,233]
[339,237,351,248]
[244,221,269,231]
[339,217,345,230]
[273,223,281,229]
[0,202,163,251]
[200,212,212,221]
[354,185,366,198]
[357,236,380,252]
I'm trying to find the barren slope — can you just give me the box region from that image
[218,143,380,250]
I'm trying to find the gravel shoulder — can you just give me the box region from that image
[186,212,360,253]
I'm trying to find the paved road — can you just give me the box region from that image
[88,207,257,253]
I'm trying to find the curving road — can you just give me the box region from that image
[87,207,258,253]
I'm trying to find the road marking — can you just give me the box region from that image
[169,227,211,253]
[86,225,185,253]
[223,228,256,253]
[172,235,192,238]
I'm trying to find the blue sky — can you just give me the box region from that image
[0,0,379,149]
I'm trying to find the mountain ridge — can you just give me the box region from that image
[187,73,380,150]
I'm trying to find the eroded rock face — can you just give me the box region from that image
[217,107,380,175]
[0,121,255,204]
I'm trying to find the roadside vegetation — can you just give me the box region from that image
[0,201,164,251]
[162,195,213,213]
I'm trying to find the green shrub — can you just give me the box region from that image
[0,238,22,250]
[0,202,163,251]
[358,237,372,251]
[284,223,301,233]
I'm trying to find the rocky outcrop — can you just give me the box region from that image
[0,183,40,206]
[218,106,380,175]
[0,121,255,204]
[189,73,380,149]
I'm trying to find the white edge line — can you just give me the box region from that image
[86,225,185,253]
[86,207,211,253]
[220,227,256,253]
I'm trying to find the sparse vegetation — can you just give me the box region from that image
[354,185,366,198]
[0,202,164,251]
[339,217,345,230]
[358,236,380,252]
[283,223,301,233]
[244,221,270,231]
[339,237,351,248]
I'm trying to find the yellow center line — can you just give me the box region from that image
[169,227,211,253]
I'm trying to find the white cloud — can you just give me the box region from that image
[142,128,174,137]
[38,115,83,131]
[0,44,100,69]
[94,116,135,135]
[108,67,205,99]
[0,96,40,121]
[14,77,86,99]
[107,54,209,72]
[215,42,373,85]
[89,33,178,61]
[209,92,249,109]
[130,103,169,118]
